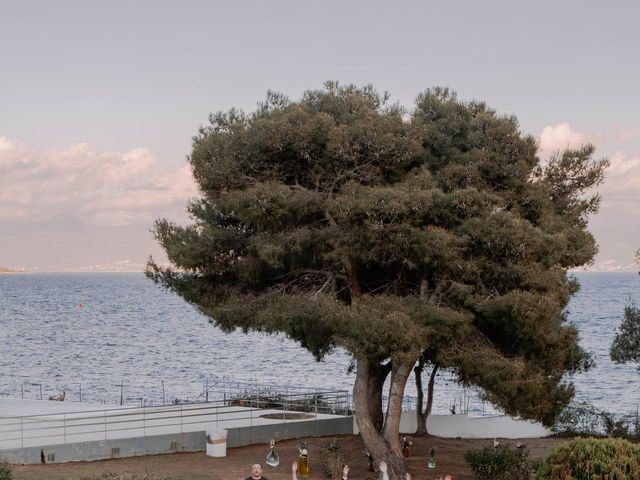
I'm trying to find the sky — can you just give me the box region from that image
[0,0,638,271]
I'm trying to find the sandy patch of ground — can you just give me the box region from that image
[11,434,567,480]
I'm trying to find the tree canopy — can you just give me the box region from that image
[147,82,607,476]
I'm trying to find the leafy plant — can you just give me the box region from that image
[610,249,640,368]
[554,401,640,439]
[0,462,12,480]
[319,438,345,479]
[464,444,530,480]
[602,412,632,438]
[554,401,605,436]
[535,437,640,480]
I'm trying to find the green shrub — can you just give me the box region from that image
[535,437,640,480]
[554,401,640,439]
[0,462,12,480]
[318,438,345,479]
[601,412,638,439]
[554,401,606,436]
[464,444,530,480]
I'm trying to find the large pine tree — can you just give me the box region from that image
[147,83,607,477]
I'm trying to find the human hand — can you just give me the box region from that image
[404,473,412,480]
[342,464,350,477]
[292,460,298,472]
[378,460,387,472]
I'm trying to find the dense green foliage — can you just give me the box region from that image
[147,82,607,425]
[0,463,12,480]
[611,305,640,365]
[464,445,530,480]
[535,437,640,480]
[610,249,640,366]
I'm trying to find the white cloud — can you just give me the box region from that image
[618,128,640,143]
[536,124,639,269]
[590,149,640,269]
[607,151,640,176]
[599,151,640,214]
[0,137,197,225]
[537,123,639,207]
[538,122,599,161]
[0,136,17,152]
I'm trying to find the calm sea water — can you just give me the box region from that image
[0,272,638,415]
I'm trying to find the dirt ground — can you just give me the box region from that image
[11,434,567,480]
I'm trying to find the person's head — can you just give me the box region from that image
[250,463,263,479]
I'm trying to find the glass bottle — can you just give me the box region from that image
[298,441,310,479]
[428,446,436,469]
[265,438,279,467]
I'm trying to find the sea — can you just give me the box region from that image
[0,272,638,417]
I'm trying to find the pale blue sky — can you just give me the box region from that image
[1,1,638,271]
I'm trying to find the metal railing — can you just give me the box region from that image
[0,389,351,451]
[4,376,353,407]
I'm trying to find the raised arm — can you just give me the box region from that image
[341,464,350,480]
[291,460,298,480]
[379,460,389,480]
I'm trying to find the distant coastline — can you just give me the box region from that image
[0,267,27,274]
[0,268,635,275]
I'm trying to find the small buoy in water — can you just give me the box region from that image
[79,303,85,308]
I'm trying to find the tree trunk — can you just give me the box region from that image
[354,357,395,468]
[354,353,433,474]
[424,364,438,432]
[414,356,427,435]
[368,361,391,432]
[354,355,418,479]
[416,362,439,435]
[383,357,418,478]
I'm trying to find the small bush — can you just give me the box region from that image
[0,462,12,480]
[554,401,640,439]
[535,437,640,480]
[602,412,636,439]
[464,445,530,480]
[554,401,605,436]
[318,438,345,479]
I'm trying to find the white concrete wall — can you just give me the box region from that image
[354,411,551,439]
[0,399,348,450]
[0,431,205,464]
[0,416,356,464]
